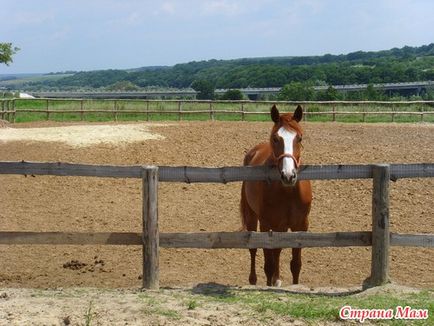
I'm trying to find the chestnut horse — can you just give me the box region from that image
[240,105,312,286]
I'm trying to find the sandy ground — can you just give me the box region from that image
[0,284,425,325]
[0,120,433,291]
[0,123,165,147]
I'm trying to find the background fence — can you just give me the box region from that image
[2,98,434,123]
[0,161,433,289]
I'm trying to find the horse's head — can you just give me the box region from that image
[270,104,304,186]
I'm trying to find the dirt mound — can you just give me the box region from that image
[63,258,107,273]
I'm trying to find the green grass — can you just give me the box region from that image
[196,288,433,325]
[138,292,181,320]
[186,299,199,310]
[3,99,434,123]
[84,301,95,326]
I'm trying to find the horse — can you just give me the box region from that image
[240,104,312,287]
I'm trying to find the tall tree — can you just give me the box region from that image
[316,85,340,101]
[278,82,315,101]
[220,89,244,100]
[0,43,20,65]
[191,80,215,100]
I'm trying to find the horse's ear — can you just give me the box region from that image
[293,105,303,122]
[270,105,280,123]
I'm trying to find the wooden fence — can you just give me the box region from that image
[0,99,15,122]
[0,161,433,290]
[2,98,434,123]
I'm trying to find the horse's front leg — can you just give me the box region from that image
[290,248,302,284]
[290,208,310,284]
[272,248,282,287]
[246,218,258,285]
[263,248,275,286]
[249,248,257,285]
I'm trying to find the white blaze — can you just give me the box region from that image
[277,127,297,177]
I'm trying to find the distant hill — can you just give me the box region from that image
[0,73,74,88]
[6,43,434,91]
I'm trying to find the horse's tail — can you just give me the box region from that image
[239,182,248,231]
[240,148,259,232]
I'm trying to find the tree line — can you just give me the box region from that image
[5,43,434,100]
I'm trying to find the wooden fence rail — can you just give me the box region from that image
[1,231,432,248]
[1,161,433,181]
[2,98,434,123]
[0,161,433,289]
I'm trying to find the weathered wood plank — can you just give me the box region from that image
[142,166,159,290]
[0,232,142,245]
[159,231,372,248]
[390,163,434,180]
[2,231,433,248]
[391,233,434,247]
[0,161,143,178]
[367,164,390,287]
[0,231,372,248]
[0,161,433,182]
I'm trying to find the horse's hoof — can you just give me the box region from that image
[273,279,282,287]
[249,275,257,285]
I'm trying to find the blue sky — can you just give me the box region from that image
[1,0,434,74]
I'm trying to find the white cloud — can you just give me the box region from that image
[201,0,241,16]
[161,2,176,15]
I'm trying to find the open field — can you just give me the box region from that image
[2,99,434,123]
[0,120,433,291]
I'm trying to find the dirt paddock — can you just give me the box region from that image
[0,120,433,289]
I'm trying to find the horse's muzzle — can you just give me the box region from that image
[281,171,297,187]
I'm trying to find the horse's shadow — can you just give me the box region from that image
[190,282,364,298]
[191,282,236,299]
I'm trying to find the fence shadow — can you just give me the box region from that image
[190,282,364,298]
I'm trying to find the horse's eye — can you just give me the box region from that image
[298,136,303,142]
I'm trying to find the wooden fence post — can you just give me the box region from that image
[46,99,50,121]
[366,164,390,287]
[2,100,7,121]
[7,99,11,122]
[210,102,214,121]
[178,101,182,121]
[80,100,84,121]
[12,99,16,123]
[114,100,118,121]
[142,166,159,290]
